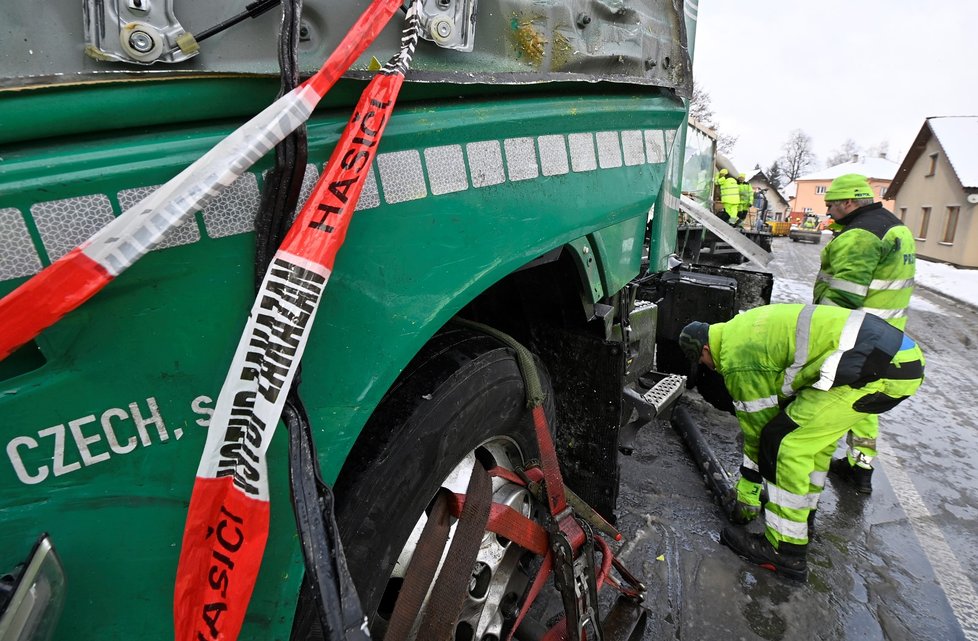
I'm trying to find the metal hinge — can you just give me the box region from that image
[417,0,478,51]
[83,0,196,65]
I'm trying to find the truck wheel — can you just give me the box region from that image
[328,328,554,640]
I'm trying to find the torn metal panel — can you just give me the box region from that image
[4,0,690,94]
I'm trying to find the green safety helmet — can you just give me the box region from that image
[719,168,729,176]
[738,173,746,179]
[824,174,874,201]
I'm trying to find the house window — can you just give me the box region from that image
[803,207,813,214]
[815,185,826,194]
[942,206,960,243]
[926,153,938,177]
[899,207,907,222]
[879,186,887,198]
[919,207,931,239]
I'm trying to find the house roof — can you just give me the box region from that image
[795,157,900,182]
[744,169,789,203]
[888,116,978,198]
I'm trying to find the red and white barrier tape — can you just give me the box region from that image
[173,5,419,640]
[0,0,403,362]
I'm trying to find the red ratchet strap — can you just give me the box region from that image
[0,0,403,362]
[532,404,568,515]
[447,320,645,641]
[446,492,549,557]
[173,5,418,640]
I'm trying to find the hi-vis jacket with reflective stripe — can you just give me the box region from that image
[720,176,741,205]
[739,182,752,208]
[814,203,916,330]
[707,303,906,436]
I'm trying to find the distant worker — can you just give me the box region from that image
[718,170,741,225]
[816,174,917,494]
[737,173,751,226]
[802,216,817,230]
[753,188,770,232]
[679,304,925,580]
[713,168,729,217]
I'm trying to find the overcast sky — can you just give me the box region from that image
[692,1,978,175]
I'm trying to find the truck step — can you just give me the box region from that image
[619,373,687,454]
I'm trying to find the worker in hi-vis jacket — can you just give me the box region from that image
[679,304,924,580]
[815,173,916,494]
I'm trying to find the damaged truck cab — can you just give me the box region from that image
[0,1,716,639]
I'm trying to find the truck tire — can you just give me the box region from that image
[328,328,554,640]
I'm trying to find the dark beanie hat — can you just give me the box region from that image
[679,321,710,363]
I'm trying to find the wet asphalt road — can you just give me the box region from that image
[612,235,978,640]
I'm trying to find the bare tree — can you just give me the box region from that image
[867,140,890,159]
[717,133,738,155]
[689,82,715,125]
[826,138,861,167]
[779,129,817,182]
[689,82,738,155]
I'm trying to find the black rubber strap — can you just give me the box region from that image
[285,397,370,641]
[385,491,453,641]
[417,460,493,639]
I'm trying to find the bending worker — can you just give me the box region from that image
[679,304,924,580]
[816,174,916,494]
[718,169,741,225]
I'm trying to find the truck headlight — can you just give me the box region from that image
[0,534,66,641]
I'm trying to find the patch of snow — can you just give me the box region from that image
[769,257,978,310]
[915,259,978,309]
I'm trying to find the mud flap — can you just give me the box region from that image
[601,596,649,641]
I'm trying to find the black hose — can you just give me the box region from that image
[670,404,737,518]
[252,0,369,638]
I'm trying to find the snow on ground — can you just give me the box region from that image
[772,254,978,311]
[915,259,978,309]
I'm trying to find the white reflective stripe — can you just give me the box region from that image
[815,270,831,283]
[767,484,810,510]
[820,297,842,307]
[810,470,827,488]
[848,447,875,466]
[827,277,869,296]
[782,305,815,396]
[814,310,866,391]
[869,277,915,291]
[807,492,821,509]
[764,509,810,540]
[862,306,907,319]
[742,455,759,472]
[733,395,780,414]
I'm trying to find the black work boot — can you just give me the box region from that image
[829,457,873,494]
[720,527,808,581]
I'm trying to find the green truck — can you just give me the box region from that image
[0,1,760,639]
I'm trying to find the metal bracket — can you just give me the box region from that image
[417,0,478,52]
[83,0,197,65]
[551,517,603,641]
